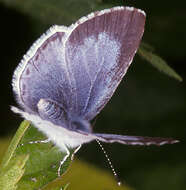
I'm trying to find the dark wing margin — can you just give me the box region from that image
[95,133,179,146]
[65,7,146,120]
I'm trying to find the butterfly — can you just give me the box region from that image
[11,6,178,163]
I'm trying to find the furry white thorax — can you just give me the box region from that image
[11,106,96,152]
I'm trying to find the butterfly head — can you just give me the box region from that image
[70,117,92,134]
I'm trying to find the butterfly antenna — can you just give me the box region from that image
[96,139,121,186]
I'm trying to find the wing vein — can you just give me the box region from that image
[82,48,105,116]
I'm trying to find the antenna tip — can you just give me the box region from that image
[117,181,122,186]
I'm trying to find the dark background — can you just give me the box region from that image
[0,0,186,189]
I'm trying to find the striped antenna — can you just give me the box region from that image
[96,139,121,186]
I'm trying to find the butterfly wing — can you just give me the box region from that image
[65,7,146,120]
[12,25,78,118]
[12,7,145,127]
[94,133,179,146]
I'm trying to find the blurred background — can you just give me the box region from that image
[0,0,185,189]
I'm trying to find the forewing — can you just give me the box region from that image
[95,133,179,146]
[12,26,77,115]
[65,7,146,120]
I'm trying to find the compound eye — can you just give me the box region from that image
[37,98,67,126]
[71,119,92,133]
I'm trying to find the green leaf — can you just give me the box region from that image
[0,120,30,169]
[40,177,69,190]
[63,183,70,190]
[138,44,183,82]
[0,154,29,190]
[14,123,74,190]
[1,121,73,190]
[139,42,155,52]
[0,137,132,190]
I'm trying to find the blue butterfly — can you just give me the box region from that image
[12,6,178,171]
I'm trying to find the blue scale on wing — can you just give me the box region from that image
[65,9,145,121]
[19,32,77,117]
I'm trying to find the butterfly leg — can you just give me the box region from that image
[57,145,82,177]
[71,145,81,161]
[58,145,70,177]
[18,139,50,147]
